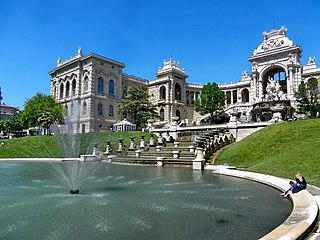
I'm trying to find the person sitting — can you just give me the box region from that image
[295,172,307,191]
[281,181,295,197]
[281,173,307,197]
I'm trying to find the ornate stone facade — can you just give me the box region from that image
[220,26,320,120]
[49,27,320,133]
[49,49,138,133]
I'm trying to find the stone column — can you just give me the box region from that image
[251,73,256,100]
[258,78,263,100]
[231,90,234,104]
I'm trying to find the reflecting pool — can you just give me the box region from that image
[0,162,291,240]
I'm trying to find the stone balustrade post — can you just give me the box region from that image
[139,135,146,149]
[149,133,155,147]
[117,138,124,152]
[105,141,112,154]
[158,133,163,146]
[193,147,205,170]
[128,137,136,151]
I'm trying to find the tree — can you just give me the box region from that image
[195,82,226,124]
[3,115,23,134]
[0,120,4,132]
[308,78,319,105]
[118,86,158,129]
[19,93,64,134]
[295,79,320,116]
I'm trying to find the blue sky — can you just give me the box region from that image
[1,0,320,109]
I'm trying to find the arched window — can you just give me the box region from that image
[241,89,249,102]
[60,83,64,99]
[263,68,287,94]
[190,92,194,104]
[160,86,166,100]
[175,83,181,101]
[186,91,189,104]
[98,103,103,116]
[176,109,181,120]
[160,108,165,121]
[98,77,104,93]
[109,105,114,116]
[53,86,57,99]
[72,80,76,96]
[123,86,128,97]
[109,80,114,96]
[226,91,231,104]
[66,81,70,97]
[232,90,237,103]
[83,101,87,115]
[83,77,89,93]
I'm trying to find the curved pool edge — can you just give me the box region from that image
[0,158,79,162]
[206,165,319,240]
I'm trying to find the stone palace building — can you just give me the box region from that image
[50,26,320,133]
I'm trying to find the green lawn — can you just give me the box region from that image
[215,118,320,187]
[0,131,152,158]
[2,120,320,187]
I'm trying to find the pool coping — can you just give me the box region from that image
[206,165,319,240]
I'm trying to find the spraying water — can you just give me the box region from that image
[43,100,105,194]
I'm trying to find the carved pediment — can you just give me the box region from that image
[253,26,295,55]
[106,72,118,79]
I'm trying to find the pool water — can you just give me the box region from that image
[0,162,291,240]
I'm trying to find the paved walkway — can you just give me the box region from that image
[205,165,320,240]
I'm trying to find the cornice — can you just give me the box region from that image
[248,45,302,62]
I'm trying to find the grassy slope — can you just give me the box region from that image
[1,120,320,186]
[0,131,151,158]
[215,118,320,187]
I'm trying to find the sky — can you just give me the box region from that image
[1,0,320,110]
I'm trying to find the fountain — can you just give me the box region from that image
[0,162,292,239]
[44,104,105,195]
[251,78,294,122]
[0,100,293,238]
[70,188,79,194]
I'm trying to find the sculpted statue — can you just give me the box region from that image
[308,56,316,64]
[265,77,287,101]
[77,47,83,56]
[242,70,248,77]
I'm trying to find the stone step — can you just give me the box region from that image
[111,156,194,165]
[126,151,196,158]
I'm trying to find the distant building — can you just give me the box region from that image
[50,26,320,133]
[0,104,19,120]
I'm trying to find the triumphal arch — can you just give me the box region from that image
[220,26,320,122]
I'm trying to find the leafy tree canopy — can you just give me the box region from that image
[2,115,23,133]
[195,82,226,123]
[19,93,64,130]
[118,86,158,128]
[295,78,320,116]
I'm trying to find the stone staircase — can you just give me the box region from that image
[110,141,197,166]
[105,128,235,168]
